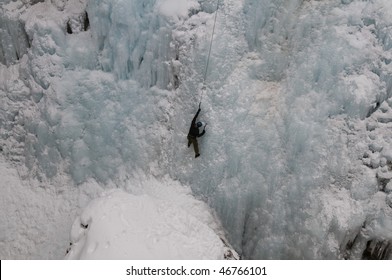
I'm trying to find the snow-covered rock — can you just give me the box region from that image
[65,188,237,259]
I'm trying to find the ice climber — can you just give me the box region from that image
[187,104,206,158]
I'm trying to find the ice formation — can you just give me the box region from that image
[1,0,392,259]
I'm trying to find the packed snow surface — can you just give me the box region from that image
[1,0,392,259]
[66,179,232,259]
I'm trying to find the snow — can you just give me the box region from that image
[1,0,392,260]
[65,178,233,259]
[0,156,86,259]
[157,0,200,21]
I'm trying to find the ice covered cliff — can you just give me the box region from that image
[1,0,392,259]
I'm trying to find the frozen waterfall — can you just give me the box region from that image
[1,0,392,259]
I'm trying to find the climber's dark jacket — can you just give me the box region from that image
[188,109,205,138]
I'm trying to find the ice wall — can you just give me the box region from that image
[1,0,180,184]
[164,0,392,259]
[87,0,194,86]
[1,0,392,259]
[0,8,30,66]
[0,0,224,259]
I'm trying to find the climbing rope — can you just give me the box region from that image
[199,0,221,104]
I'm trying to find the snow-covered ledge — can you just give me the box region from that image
[65,179,238,260]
